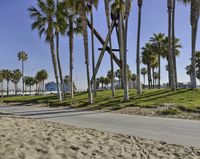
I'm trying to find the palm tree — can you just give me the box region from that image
[2,69,13,96]
[18,51,28,96]
[153,72,160,87]
[87,0,99,97]
[178,0,200,89]
[136,0,143,95]
[77,0,93,103]
[104,77,111,88]
[12,69,22,95]
[167,0,176,91]
[24,76,35,95]
[104,0,115,97]
[131,73,137,89]
[65,0,82,99]
[28,0,62,101]
[112,0,129,101]
[150,33,165,89]
[172,0,177,88]
[185,65,192,82]
[0,71,3,98]
[115,69,121,87]
[141,67,147,86]
[99,76,105,88]
[142,43,157,89]
[34,76,40,94]
[36,70,48,94]
[55,0,68,100]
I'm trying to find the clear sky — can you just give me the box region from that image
[0,0,200,90]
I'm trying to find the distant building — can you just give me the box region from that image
[45,82,70,93]
[45,82,57,92]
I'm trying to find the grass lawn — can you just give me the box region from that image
[2,89,200,114]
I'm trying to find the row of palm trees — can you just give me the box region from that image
[141,33,182,89]
[28,0,199,103]
[0,69,48,96]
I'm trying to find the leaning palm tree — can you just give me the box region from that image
[104,0,115,97]
[2,69,13,96]
[178,0,200,89]
[55,0,68,100]
[88,0,99,97]
[28,0,62,101]
[12,69,22,95]
[136,0,143,94]
[18,51,28,96]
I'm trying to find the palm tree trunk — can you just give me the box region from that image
[115,26,123,89]
[90,8,97,98]
[136,3,142,94]
[7,81,9,96]
[147,64,151,89]
[172,0,177,88]
[119,7,129,102]
[81,0,93,104]
[49,31,62,101]
[167,0,176,91]
[15,83,17,96]
[30,86,31,95]
[22,61,24,96]
[56,32,65,100]
[104,0,115,97]
[69,15,74,99]
[190,0,199,89]
[1,82,3,99]
[158,55,161,89]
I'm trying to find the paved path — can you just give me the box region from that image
[0,105,200,148]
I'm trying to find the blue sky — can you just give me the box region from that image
[0,0,200,90]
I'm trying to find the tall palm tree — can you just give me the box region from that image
[28,0,62,101]
[65,0,82,99]
[104,0,115,97]
[18,51,28,96]
[12,69,22,95]
[112,0,129,101]
[2,69,13,96]
[77,0,93,103]
[0,71,3,98]
[55,0,68,100]
[88,0,99,97]
[136,0,143,94]
[167,0,176,91]
[141,67,147,86]
[150,33,165,89]
[172,0,177,88]
[178,0,200,89]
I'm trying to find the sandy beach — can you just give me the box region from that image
[0,115,199,159]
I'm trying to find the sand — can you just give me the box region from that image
[0,115,199,159]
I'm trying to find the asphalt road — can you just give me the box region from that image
[0,105,200,148]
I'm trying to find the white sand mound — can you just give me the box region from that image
[0,116,199,159]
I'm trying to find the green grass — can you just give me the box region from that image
[2,89,200,113]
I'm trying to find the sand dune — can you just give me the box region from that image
[0,115,199,159]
